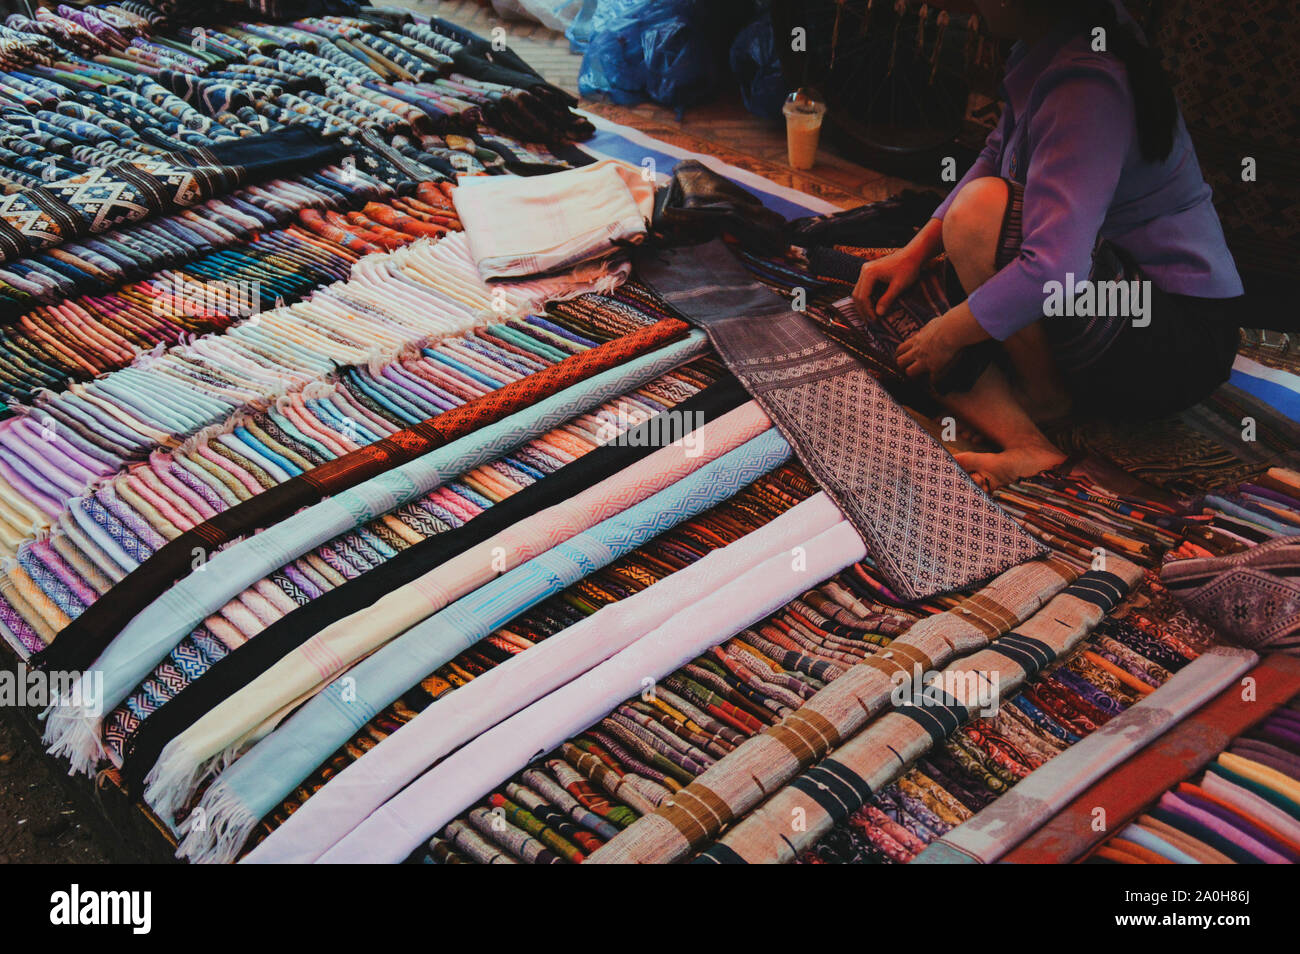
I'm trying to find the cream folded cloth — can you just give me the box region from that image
[454,159,655,281]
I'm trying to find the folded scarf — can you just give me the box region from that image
[173,427,793,862]
[43,333,708,773]
[1161,535,1300,653]
[118,377,748,791]
[34,316,690,676]
[316,516,869,863]
[0,127,341,265]
[912,645,1259,863]
[244,491,846,863]
[143,399,774,818]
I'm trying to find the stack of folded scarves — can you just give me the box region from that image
[0,230,550,555]
[0,8,592,318]
[0,268,689,653]
[92,351,791,862]
[0,7,612,564]
[1087,701,1300,864]
[105,355,728,781]
[0,182,463,405]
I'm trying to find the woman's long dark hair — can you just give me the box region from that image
[1035,0,1179,162]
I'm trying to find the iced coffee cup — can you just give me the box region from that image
[783,89,827,170]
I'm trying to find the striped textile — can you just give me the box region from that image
[587,555,1080,864]
[1005,653,1300,863]
[691,562,1145,863]
[173,429,794,863]
[912,644,1259,863]
[314,516,870,864]
[245,491,847,863]
[43,335,708,774]
[142,401,774,819]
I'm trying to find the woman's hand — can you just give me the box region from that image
[895,305,990,383]
[896,317,961,382]
[851,248,927,317]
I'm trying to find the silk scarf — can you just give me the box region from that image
[316,516,869,864]
[245,491,847,863]
[118,377,748,792]
[143,399,775,817]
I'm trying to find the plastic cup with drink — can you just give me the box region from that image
[783,88,827,170]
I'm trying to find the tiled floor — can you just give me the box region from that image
[395,0,924,208]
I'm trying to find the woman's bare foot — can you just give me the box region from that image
[954,443,1068,492]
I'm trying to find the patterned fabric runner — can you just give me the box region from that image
[633,239,1044,601]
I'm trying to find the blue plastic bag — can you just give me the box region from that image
[564,0,601,53]
[575,0,728,112]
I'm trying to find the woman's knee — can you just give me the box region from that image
[942,177,1010,284]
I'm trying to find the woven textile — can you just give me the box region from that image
[633,239,1044,601]
[1004,653,1300,863]
[116,377,747,793]
[174,429,794,863]
[454,159,654,281]
[315,514,869,864]
[246,492,846,863]
[0,128,340,263]
[913,645,1258,863]
[1161,536,1300,654]
[142,401,774,818]
[692,562,1144,863]
[43,335,708,774]
[587,555,1078,864]
[34,317,690,676]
